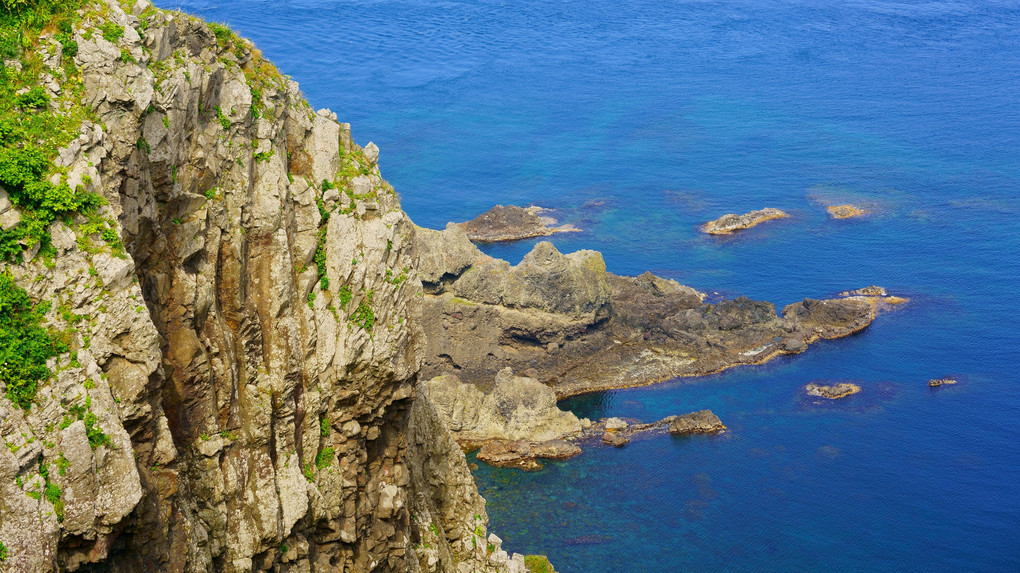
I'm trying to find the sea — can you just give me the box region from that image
[159,1,1020,570]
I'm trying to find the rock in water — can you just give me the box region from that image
[601,432,630,447]
[668,410,726,435]
[455,204,580,242]
[928,377,959,387]
[701,208,789,234]
[805,382,862,399]
[827,204,866,219]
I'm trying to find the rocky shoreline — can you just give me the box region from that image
[414,224,906,400]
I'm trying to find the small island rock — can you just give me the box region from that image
[928,377,958,387]
[805,382,862,399]
[668,410,726,435]
[454,204,579,242]
[827,204,866,219]
[701,208,789,235]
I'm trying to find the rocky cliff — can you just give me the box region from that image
[0,1,529,571]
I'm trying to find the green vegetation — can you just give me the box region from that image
[314,227,328,290]
[0,271,65,409]
[319,415,329,437]
[0,0,117,263]
[0,540,6,562]
[83,411,109,449]
[524,555,555,573]
[337,285,352,309]
[314,446,334,470]
[98,21,123,43]
[349,291,375,330]
[37,457,63,520]
[215,105,230,131]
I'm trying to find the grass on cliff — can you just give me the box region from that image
[0,270,65,409]
[0,0,113,264]
[524,555,555,573]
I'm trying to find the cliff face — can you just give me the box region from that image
[0,2,522,571]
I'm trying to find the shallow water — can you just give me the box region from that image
[162,0,1020,570]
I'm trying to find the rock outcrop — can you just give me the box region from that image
[415,226,903,398]
[668,410,726,435]
[701,208,788,234]
[0,2,535,571]
[827,204,866,219]
[805,382,862,399]
[454,205,579,242]
[928,377,958,388]
[424,369,582,447]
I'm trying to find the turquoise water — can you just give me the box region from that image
[163,1,1019,570]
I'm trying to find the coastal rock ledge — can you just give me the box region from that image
[701,208,789,234]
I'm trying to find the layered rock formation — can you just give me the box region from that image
[0,2,532,571]
[415,226,903,398]
[701,207,788,234]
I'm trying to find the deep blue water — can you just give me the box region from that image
[161,1,1020,570]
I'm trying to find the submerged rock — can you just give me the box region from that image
[454,204,580,242]
[805,382,862,399]
[827,204,866,219]
[701,207,789,235]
